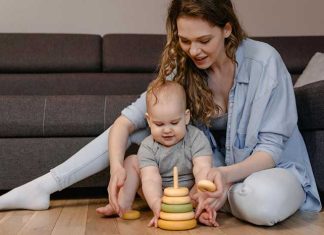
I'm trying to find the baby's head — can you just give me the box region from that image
[146,80,190,147]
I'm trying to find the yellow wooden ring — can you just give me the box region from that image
[160,211,195,221]
[121,210,141,220]
[164,187,189,197]
[197,180,217,192]
[158,219,197,231]
[162,195,191,205]
[161,203,193,213]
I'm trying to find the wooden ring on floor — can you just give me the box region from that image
[158,218,197,231]
[161,203,193,213]
[162,195,191,205]
[160,211,195,221]
[197,180,217,192]
[164,187,189,197]
[121,210,141,220]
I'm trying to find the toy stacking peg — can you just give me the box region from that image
[158,166,197,231]
[174,166,178,189]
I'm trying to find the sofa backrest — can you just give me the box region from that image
[254,36,324,82]
[0,33,102,73]
[102,34,166,73]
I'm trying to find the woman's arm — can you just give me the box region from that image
[220,151,275,184]
[108,115,136,213]
[195,151,275,219]
[141,166,162,227]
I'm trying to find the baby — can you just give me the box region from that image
[97,80,216,226]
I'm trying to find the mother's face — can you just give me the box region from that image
[177,16,231,69]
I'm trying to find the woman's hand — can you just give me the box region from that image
[194,167,231,219]
[108,165,127,215]
[147,198,161,227]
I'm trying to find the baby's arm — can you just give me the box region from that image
[193,155,212,183]
[140,166,163,227]
[193,155,219,226]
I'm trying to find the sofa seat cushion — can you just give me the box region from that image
[295,80,324,131]
[0,34,102,73]
[0,95,138,137]
[302,131,324,195]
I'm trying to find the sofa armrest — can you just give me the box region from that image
[295,80,324,131]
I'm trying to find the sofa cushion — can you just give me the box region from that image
[301,131,324,195]
[254,36,324,74]
[0,73,154,95]
[0,95,139,137]
[103,34,166,72]
[294,52,324,88]
[0,33,102,73]
[295,80,324,131]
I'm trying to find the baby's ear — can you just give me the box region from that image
[185,109,190,125]
[145,112,152,127]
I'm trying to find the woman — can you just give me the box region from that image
[0,0,321,226]
[101,0,322,226]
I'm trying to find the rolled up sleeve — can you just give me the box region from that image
[253,54,297,164]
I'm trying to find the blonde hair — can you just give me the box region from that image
[146,80,186,113]
[157,0,246,125]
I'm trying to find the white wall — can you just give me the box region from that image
[233,0,324,36]
[0,0,323,36]
[0,0,169,35]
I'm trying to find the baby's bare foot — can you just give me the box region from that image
[96,204,117,216]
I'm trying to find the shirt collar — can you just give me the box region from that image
[234,39,250,84]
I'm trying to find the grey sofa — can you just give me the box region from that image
[0,33,323,201]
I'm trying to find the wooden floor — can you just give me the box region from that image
[0,198,323,235]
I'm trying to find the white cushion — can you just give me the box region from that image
[294,52,324,88]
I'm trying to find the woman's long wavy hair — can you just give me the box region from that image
[157,0,246,125]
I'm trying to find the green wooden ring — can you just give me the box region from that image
[161,203,193,213]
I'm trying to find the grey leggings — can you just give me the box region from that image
[50,128,305,226]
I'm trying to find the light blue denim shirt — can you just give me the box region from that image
[121,38,322,212]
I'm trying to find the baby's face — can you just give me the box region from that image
[146,99,190,147]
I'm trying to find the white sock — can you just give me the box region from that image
[0,173,59,210]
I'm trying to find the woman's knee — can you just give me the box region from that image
[228,168,305,226]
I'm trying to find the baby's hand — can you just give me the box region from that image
[148,215,159,228]
[198,209,219,227]
[147,198,161,227]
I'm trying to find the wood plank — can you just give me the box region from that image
[86,198,119,235]
[116,207,154,235]
[0,211,7,221]
[52,199,88,235]
[275,211,324,235]
[0,210,34,235]
[189,224,226,235]
[17,200,64,235]
[214,212,290,235]
[1,198,322,235]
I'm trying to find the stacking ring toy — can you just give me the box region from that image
[160,211,195,221]
[158,218,197,231]
[121,210,141,220]
[161,203,193,213]
[162,195,191,204]
[164,187,189,197]
[197,180,217,192]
